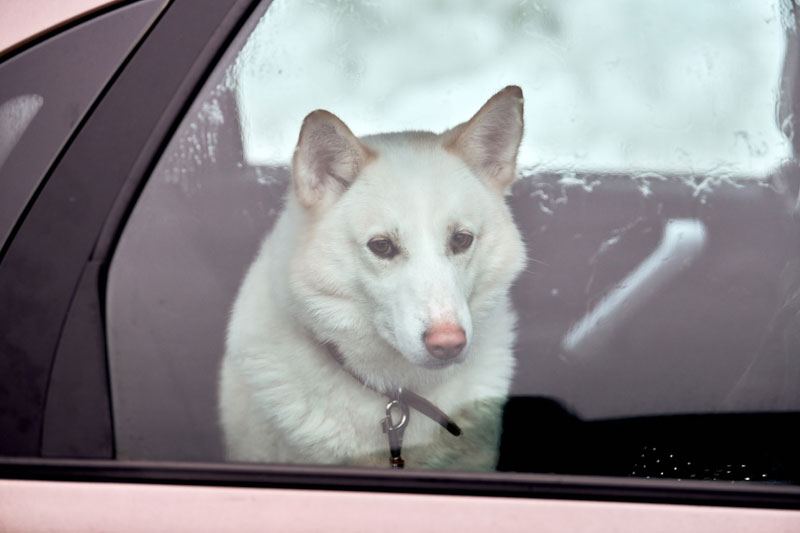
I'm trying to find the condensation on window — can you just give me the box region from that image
[161,0,795,202]
[230,0,792,185]
[158,49,278,194]
[158,67,230,190]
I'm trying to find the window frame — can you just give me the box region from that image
[0,0,260,458]
[0,459,799,510]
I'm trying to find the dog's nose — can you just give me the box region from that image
[423,323,466,360]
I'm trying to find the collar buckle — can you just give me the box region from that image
[381,387,410,468]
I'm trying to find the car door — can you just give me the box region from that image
[1,0,799,530]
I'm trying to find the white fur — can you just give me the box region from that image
[219,86,526,468]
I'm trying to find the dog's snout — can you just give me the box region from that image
[423,323,466,360]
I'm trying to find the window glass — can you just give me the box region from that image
[108,0,800,482]
[239,0,790,175]
[0,0,165,249]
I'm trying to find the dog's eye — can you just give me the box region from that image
[451,231,474,254]
[367,237,398,259]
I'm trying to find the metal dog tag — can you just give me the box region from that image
[381,388,410,468]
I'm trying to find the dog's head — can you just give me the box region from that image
[289,86,526,374]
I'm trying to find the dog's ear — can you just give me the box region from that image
[445,85,524,193]
[292,110,374,209]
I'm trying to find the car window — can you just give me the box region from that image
[107,0,800,483]
[0,0,165,250]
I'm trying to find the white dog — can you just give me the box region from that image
[219,86,526,469]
